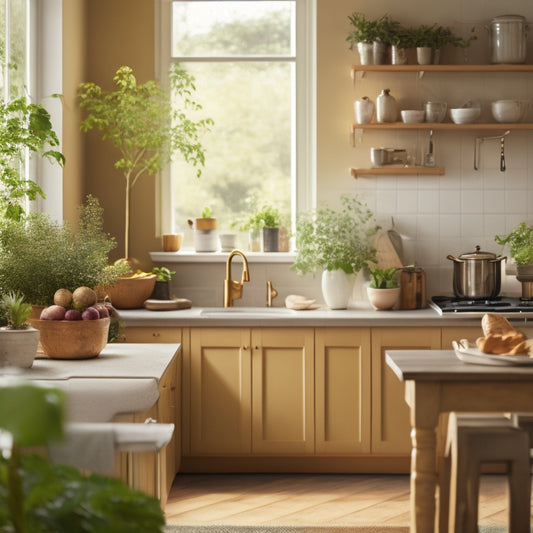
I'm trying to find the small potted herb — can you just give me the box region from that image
[189,206,218,252]
[150,267,176,301]
[495,222,533,286]
[366,267,400,310]
[0,291,40,368]
[413,24,476,64]
[232,204,285,252]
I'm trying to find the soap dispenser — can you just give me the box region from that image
[376,89,397,123]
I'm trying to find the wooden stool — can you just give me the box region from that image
[440,413,531,533]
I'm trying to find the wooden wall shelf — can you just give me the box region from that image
[350,166,445,178]
[351,122,533,131]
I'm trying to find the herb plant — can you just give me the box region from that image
[201,206,213,218]
[233,204,283,231]
[346,13,400,48]
[368,267,399,289]
[495,222,533,265]
[78,65,213,260]
[0,291,32,329]
[152,266,176,282]
[0,195,129,305]
[292,195,379,275]
[0,96,64,221]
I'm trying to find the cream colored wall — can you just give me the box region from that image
[62,0,86,226]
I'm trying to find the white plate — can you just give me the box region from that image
[452,340,533,366]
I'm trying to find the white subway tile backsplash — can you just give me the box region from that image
[439,189,461,213]
[505,190,528,214]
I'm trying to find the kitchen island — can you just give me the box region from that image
[112,305,532,475]
[8,343,181,507]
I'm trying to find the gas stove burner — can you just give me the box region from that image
[430,295,533,318]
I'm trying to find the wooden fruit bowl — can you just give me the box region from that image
[31,317,110,359]
[106,275,157,309]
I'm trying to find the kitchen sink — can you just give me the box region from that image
[200,307,297,318]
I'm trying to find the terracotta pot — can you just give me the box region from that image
[31,318,109,359]
[367,287,400,310]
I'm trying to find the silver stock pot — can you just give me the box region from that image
[447,246,506,299]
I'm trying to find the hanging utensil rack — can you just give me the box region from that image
[474,130,510,171]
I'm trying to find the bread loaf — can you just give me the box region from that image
[476,313,531,356]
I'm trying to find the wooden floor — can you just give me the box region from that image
[165,473,514,529]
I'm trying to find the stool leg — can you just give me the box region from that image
[508,445,531,532]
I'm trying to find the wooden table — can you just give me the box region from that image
[386,349,533,533]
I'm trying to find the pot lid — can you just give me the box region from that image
[491,15,526,23]
[458,245,499,260]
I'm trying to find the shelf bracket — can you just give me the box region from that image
[351,126,364,147]
[418,70,425,79]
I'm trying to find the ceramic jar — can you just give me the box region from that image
[354,96,374,124]
[490,15,527,64]
[376,89,397,123]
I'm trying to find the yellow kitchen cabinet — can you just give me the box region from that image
[315,327,371,454]
[371,327,441,455]
[119,326,182,343]
[189,328,252,455]
[441,326,483,349]
[251,328,314,454]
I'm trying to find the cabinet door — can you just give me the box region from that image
[251,328,314,454]
[315,328,371,454]
[190,328,252,454]
[371,327,441,454]
[441,326,483,349]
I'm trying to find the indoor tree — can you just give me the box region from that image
[77,65,213,260]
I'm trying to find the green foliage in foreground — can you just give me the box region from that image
[495,222,533,265]
[368,267,399,289]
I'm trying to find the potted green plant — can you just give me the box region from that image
[495,222,533,291]
[390,26,418,64]
[366,267,400,310]
[150,266,176,300]
[0,96,64,221]
[189,205,218,252]
[0,195,128,308]
[413,24,476,65]
[292,195,379,309]
[77,65,213,261]
[346,13,399,65]
[0,291,39,368]
[0,383,166,532]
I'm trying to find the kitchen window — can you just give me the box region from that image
[0,0,62,220]
[157,0,316,249]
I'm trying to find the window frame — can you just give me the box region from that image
[155,0,316,238]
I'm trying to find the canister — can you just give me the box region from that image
[490,15,527,64]
[400,266,427,310]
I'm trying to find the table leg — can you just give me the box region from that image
[410,426,438,533]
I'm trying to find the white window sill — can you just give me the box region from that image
[150,251,296,264]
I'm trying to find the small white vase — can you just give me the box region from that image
[367,287,400,311]
[376,89,397,123]
[354,96,374,124]
[321,270,354,310]
[416,47,433,65]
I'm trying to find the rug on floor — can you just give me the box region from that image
[164,525,508,533]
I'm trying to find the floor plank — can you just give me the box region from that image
[165,473,515,529]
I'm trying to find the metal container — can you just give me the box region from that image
[447,246,506,299]
[490,15,527,64]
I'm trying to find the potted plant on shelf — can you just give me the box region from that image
[0,96,64,221]
[77,64,213,262]
[495,222,533,297]
[292,195,379,309]
[239,204,284,253]
[366,267,400,310]
[346,13,400,65]
[150,266,176,300]
[0,291,40,368]
[390,26,418,64]
[0,195,128,309]
[413,24,476,65]
[189,205,218,252]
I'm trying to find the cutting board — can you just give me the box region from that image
[143,298,192,311]
[375,230,403,269]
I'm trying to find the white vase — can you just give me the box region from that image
[367,287,400,311]
[321,270,354,310]
[354,96,374,124]
[376,89,397,123]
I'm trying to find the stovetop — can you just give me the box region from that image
[430,295,533,318]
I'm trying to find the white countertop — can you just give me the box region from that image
[2,343,180,422]
[116,304,493,328]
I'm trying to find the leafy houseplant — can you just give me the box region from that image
[234,204,284,253]
[0,195,128,306]
[77,65,213,260]
[0,383,166,532]
[0,96,64,221]
[150,266,176,300]
[292,195,379,309]
[367,267,400,310]
[495,222,533,265]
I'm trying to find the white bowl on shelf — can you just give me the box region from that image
[401,110,425,123]
[449,106,481,124]
[491,100,528,123]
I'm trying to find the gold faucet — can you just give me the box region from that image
[266,281,278,307]
[224,250,250,307]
